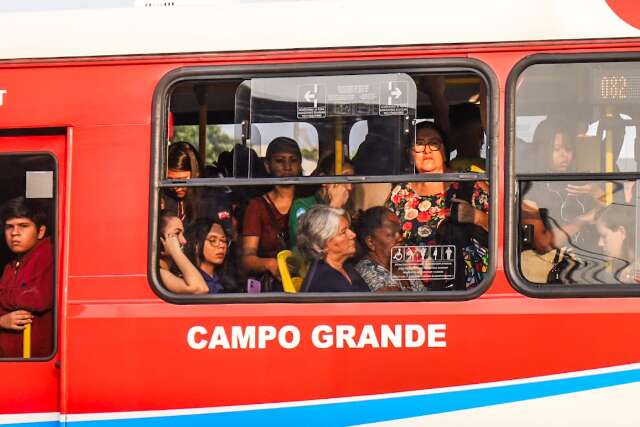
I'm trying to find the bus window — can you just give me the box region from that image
[154,65,495,301]
[511,58,640,293]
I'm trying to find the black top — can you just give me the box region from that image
[301,260,370,293]
[521,181,598,251]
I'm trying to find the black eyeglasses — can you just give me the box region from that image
[206,236,230,247]
[413,141,443,153]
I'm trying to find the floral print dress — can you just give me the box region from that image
[386,182,489,289]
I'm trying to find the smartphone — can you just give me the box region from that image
[247,278,261,294]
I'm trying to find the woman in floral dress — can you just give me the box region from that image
[386,121,489,290]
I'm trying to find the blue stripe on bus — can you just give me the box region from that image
[57,367,640,426]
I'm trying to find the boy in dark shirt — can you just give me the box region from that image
[0,197,53,358]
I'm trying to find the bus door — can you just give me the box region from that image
[0,133,65,425]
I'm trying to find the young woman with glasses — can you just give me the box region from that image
[184,217,236,294]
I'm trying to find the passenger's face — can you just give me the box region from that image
[414,128,446,173]
[202,223,228,266]
[551,133,573,172]
[4,217,45,255]
[163,217,187,247]
[338,164,355,192]
[368,212,402,269]
[597,221,625,259]
[167,169,191,199]
[325,216,356,259]
[266,152,302,178]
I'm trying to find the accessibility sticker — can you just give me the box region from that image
[390,245,456,281]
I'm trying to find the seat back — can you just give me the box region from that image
[277,250,307,293]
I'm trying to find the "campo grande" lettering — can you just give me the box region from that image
[187,324,446,350]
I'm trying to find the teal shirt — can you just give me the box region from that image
[288,194,322,248]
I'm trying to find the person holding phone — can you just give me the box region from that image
[521,118,603,255]
[242,137,303,292]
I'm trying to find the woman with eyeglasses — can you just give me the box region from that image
[184,217,236,294]
[386,121,489,289]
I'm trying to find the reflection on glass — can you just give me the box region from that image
[248,74,417,177]
[519,179,640,285]
[515,62,640,174]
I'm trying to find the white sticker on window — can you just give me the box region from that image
[391,245,456,281]
[25,171,53,199]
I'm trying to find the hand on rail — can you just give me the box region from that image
[0,310,33,331]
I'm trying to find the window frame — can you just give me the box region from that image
[150,58,499,304]
[505,52,640,297]
[0,149,59,361]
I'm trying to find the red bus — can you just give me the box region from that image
[2,1,640,425]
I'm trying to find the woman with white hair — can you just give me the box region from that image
[297,205,370,292]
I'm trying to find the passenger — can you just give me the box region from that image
[241,137,302,292]
[521,119,602,254]
[184,218,236,293]
[162,141,234,235]
[595,205,638,283]
[161,141,202,224]
[298,205,369,292]
[289,156,355,248]
[354,207,426,292]
[448,102,486,172]
[158,210,208,294]
[386,121,489,289]
[0,197,53,358]
[519,202,582,284]
[352,118,400,175]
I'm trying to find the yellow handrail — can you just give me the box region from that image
[277,250,307,293]
[23,323,31,359]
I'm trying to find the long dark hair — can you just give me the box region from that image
[157,209,180,274]
[531,118,575,171]
[165,141,202,223]
[184,217,236,292]
[596,204,635,257]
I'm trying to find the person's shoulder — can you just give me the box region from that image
[355,258,375,274]
[246,196,269,213]
[28,238,53,264]
[292,196,315,219]
[388,183,412,204]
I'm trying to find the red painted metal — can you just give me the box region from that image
[1,40,639,417]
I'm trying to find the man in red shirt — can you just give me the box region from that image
[0,197,53,358]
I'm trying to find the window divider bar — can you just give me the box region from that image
[158,173,488,188]
[516,172,640,181]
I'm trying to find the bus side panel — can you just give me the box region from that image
[64,289,640,414]
[66,125,151,277]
